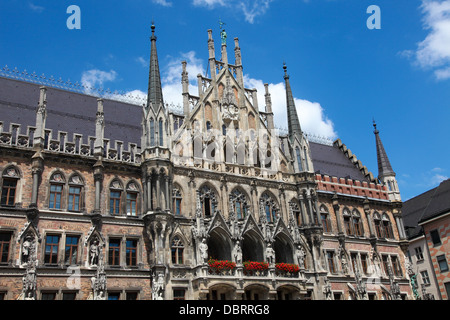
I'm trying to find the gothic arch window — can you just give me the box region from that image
[303,147,310,171]
[352,209,364,237]
[229,188,249,220]
[173,187,182,216]
[222,124,227,136]
[159,118,164,146]
[373,212,383,238]
[382,213,394,239]
[109,179,124,215]
[289,200,302,226]
[343,207,352,235]
[295,147,303,171]
[171,236,184,265]
[260,192,278,223]
[126,181,140,216]
[1,166,20,207]
[150,118,155,147]
[198,185,218,218]
[320,205,332,233]
[49,171,66,210]
[68,174,84,212]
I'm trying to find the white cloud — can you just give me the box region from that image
[153,0,173,7]
[244,75,337,139]
[406,0,450,79]
[28,2,44,13]
[81,69,118,94]
[192,0,271,23]
[136,56,148,68]
[429,173,448,186]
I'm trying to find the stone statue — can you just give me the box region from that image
[199,238,208,263]
[323,278,332,300]
[266,243,275,265]
[295,245,305,268]
[89,239,100,266]
[21,234,35,265]
[152,272,165,300]
[233,241,242,264]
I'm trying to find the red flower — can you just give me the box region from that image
[208,259,236,270]
[275,262,300,273]
[243,261,269,271]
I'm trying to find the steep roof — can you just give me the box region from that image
[419,178,450,223]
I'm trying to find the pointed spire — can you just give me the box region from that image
[284,63,302,141]
[373,121,395,178]
[147,22,164,111]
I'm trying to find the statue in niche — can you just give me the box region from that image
[233,240,242,265]
[89,239,100,266]
[199,238,208,264]
[295,245,306,268]
[21,234,35,265]
[266,243,275,265]
[152,272,165,300]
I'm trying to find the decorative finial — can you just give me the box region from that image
[219,18,227,45]
[283,61,289,78]
[373,119,379,134]
[150,20,156,41]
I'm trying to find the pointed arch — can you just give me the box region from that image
[229,187,250,219]
[198,183,219,218]
[48,170,66,210]
[260,191,279,223]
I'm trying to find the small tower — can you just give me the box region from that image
[373,121,401,201]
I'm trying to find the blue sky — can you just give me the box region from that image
[0,0,449,201]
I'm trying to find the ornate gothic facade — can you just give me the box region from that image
[0,25,412,300]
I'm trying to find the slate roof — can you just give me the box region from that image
[1,76,373,183]
[309,142,370,182]
[402,178,450,239]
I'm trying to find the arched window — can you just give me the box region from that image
[289,201,302,226]
[229,189,249,219]
[68,174,84,212]
[150,118,155,147]
[198,185,217,217]
[222,124,227,136]
[295,147,302,171]
[343,208,352,235]
[382,213,394,239]
[159,119,164,146]
[303,147,310,171]
[260,193,278,223]
[206,121,212,132]
[320,205,332,233]
[126,181,139,216]
[1,166,20,207]
[352,209,364,237]
[373,212,383,238]
[173,187,182,216]
[171,236,184,265]
[49,172,65,210]
[109,179,123,215]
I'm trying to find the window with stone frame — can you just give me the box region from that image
[198,185,218,218]
[343,208,353,236]
[49,172,65,210]
[0,232,12,264]
[126,239,137,266]
[173,187,182,216]
[229,188,249,220]
[64,235,79,265]
[430,229,441,246]
[360,253,369,275]
[173,289,186,300]
[381,254,390,276]
[320,205,332,233]
[171,236,184,265]
[327,250,337,274]
[126,181,139,216]
[381,213,394,239]
[373,212,383,238]
[159,118,164,146]
[44,234,60,265]
[295,147,303,171]
[350,252,359,273]
[1,166,20,207]
[260,192,279,223]
[420,270,430,285]
[108,238,121,266]
[109,180,123,215]
[415,247,424,261]
[68,174,83,212]
[150,118,155,147]
[437,255,448,272]
[391,255,402,277]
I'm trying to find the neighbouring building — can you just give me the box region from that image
[403,178,450,300]
[0,25,412,300]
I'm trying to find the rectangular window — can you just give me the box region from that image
[382,255,390,276]
[321,214,331,232]
[175,198,182,215]
[108,292,120,300]
[420,270,430,285]
[41,292,57,300]
[68,186,81,212]
[333,292,342,300]
[44,235,60,265]
[64,236,79,265]
[327,251,336,274]
[126,192,137,216]
[173,289,185,300]
[110,191,121,215]
[108,239,121,266]
[430,230,441,246]
[344,217,352,235]
[1,178,17,206]
[126,239,137,266]
[350,252,358,273]
[49,184,63,209]
[375,221,383,238]
[361,253,368,274]
[445,282,450,300]
[437,255,448,272]
[62,292,77,300]
[391,256,402,277]
[415,247,424,261]
[353,218,363,236]
[0,232,11,264]
[126,292,138,300]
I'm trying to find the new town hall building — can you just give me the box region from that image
[0,25,412,300]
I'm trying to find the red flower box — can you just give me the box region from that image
[208,259,236,271]
[275,262,300,273]
[243,261,269,271]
